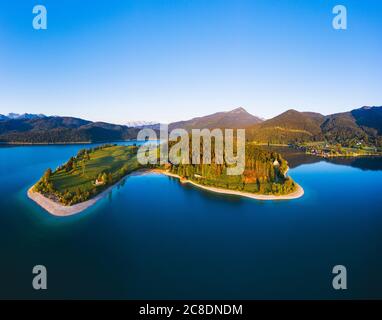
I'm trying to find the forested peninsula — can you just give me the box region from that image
[28,144,303,216]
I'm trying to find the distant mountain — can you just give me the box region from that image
[1,106,381,145]
[6,113,20,119]
[247,106,382,146]
[126,120,159,128]
[125,120,162,131]
[248,109,325,143]
[351,106,382,135]
[2,113,47,120]
[321,106,382,145]
[0,116,140,143]
[169,107,263,131]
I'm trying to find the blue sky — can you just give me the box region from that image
[0,0,381,124]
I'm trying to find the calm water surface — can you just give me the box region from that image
[0,143,382,299]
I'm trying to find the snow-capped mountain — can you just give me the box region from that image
[126,121,161,129]
[1,113,47,120]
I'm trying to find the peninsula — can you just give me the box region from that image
[28,144,304,216]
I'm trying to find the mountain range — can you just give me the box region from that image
[0,113,47,121]
[0,116,140,143]
[0,106,381,146]
[247,106,382,146]
[167,106,381,146]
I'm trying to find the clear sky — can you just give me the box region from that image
[0,0,381,124]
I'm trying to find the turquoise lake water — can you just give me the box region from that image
[0,143,382,299]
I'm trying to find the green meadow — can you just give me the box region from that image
[34,144,143,205]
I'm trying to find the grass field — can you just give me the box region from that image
[51,145,141,193]
[33,144,144,205]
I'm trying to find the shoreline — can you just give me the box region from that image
[28,185,113,217]
[27,168,304,217]
[0,139,157,146]
[2,141,92,145]
[150,169,304,201]
[307,152,381,158]
[27,170,148,216]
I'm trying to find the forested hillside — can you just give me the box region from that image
[247,109,325,144]
[321,107,382,146]
[247,106,382,146]
[0,116,140,143]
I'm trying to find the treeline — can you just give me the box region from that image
[165,142,296,195]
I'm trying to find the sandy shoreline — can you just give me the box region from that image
[150,169,304,201]
[27,170,148,216]
[28,184,113,217]
[28,168,304,216]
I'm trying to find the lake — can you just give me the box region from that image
[1,143,382,299]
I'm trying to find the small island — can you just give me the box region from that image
[28,144,304,216]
